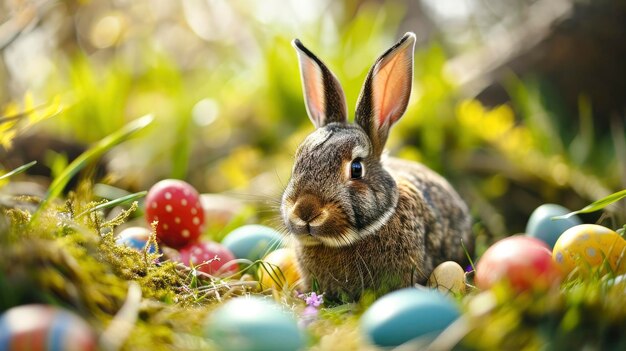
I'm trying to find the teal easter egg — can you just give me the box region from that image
[222,225,283,261]
[205,297,304,351]
[526,204,582,249]
[361,288,460,347]
[0,304,96,351]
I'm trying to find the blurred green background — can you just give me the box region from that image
[1,0,625,245]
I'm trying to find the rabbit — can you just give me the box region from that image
[281,32,473,302]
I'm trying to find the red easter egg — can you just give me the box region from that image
[475,235,561,291]
[145,179,204,249]
[178,241,239,277]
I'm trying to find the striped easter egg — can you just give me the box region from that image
[116,226,159,254]
[0,304,96,351]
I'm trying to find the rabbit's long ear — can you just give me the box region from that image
[293,39,348,128]
[355,32,416,156]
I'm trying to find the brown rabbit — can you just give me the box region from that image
[281,32,473,301]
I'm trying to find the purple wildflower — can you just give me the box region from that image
[298,291,324,327]
[305,292,323,307]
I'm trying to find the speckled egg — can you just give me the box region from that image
[428,261,466,294]
[526,204,582,249]
[204,296,304,351]
[144,179,204,249]
[258,248,301,290]
[222,225,284,262]
[552,224,626,277]
[360,288,460,347]
[0,304,96,351]
[475,235,561,291]
[116,226,158,254]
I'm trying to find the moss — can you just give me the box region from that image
[0,195,252,349]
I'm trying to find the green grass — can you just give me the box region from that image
[0,160,37,181]
[1,179,625,350]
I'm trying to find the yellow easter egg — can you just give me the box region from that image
[258,248,302,291]
[428,261,466,294]
[552,224,626,277]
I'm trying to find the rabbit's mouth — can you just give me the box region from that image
[282,195,359,247]
[290,223,360,248]
[286,209,330,237]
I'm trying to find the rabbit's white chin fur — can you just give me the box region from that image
[315,228,360,248]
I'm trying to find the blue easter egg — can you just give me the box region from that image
[361,288,460,347]
[526,204,582,249]
[221,225,283,261]
[116,227,159,254]
[0,304,96,351]
[205,297,304,351]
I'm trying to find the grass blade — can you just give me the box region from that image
[0,161,37,181]
[0,96,65,126]
[554,189,626,219]
[39,114,153,209]
[0,113,24,125]
[76,191,147,218]
[0,107,39,125]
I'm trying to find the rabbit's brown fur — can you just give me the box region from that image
[282,33,473,301]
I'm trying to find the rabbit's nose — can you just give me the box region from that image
[293,194,321,223]
[290,195,328,232]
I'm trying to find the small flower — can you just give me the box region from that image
[297,291,324,328]
[305,292,323,307]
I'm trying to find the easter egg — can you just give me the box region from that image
[428,261,466,294]
[0,304,96,351]
[205,296,304,351]
[222,225,283,261]
[116,226,158,254]
[475,235,560,291]
[552,224,626,277]
[145,179,204,249]
[526,204,582,249]
[178,241,239,277]
[361,288,460,347]
[258,248,301,290]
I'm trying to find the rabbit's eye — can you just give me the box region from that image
[350,159,364,179]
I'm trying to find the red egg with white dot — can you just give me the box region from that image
[145,179,205,249]
[178,241,239,276]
